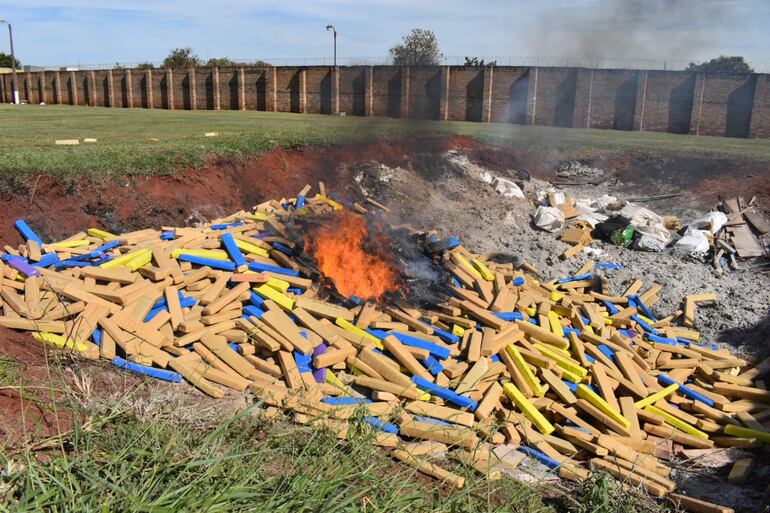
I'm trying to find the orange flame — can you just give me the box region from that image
[305,212,400,301]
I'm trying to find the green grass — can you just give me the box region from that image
[0,402,558,513]
[2,104,769,178]
[0,364,662,513]
[0,357,19,388]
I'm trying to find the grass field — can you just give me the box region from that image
[0,383,643,513]
[2,104,770,177]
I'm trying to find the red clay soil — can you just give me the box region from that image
[0,327,78,446]
[1,135,768,247]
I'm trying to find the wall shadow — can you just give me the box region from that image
[725,76,756,138]
[667,74,695,134]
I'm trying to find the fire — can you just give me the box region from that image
[305,211,400,301]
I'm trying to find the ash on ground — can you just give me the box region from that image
[343,151,770,359]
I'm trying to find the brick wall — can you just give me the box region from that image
[690,73,756,138]
[634,71,695,134]
[530,67,578,127]
[370,66,400,117]
[446,67,483,122]
[338,67,366,116]
[749,75,770,139]
[581,70,639,130]
[407,66,442,119]
[9,65,769,139]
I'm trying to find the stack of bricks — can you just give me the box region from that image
[1,184,768,513]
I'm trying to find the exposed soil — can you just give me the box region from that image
[0,327,77,446]
[0,135,768,510]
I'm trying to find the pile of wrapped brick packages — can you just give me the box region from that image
[1,183,768,513]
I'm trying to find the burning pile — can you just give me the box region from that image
[1,184,768,513]
[304,211,400,301]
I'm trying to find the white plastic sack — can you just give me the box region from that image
[674,227,710,256]
[689,211,728,235]
[620,203,672,246]
[619,204,664,227]
[591,194,619,211]
[533,206,565,233]
[576,212,608,228]
[492,177,524,199]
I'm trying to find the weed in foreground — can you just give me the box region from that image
[0,401,556,513]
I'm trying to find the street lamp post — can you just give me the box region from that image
[0,19,18,104]
[325,24,336,67]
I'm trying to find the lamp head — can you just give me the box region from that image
[326,24,334,32]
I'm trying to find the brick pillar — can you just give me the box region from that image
[70,71,78,105]
[330,66,340,114]
[298,69,307,113]
[189,68,197,110]
[167,69,175,109]
[266,67,277,111]
[54,71,62,104]
[748,75,768,139]
[24,72,31,103]
[399,66,410,118]
[481,66,494,122]
[633,71,648,131]
[572,69,593,128]
[126,69,134,108]
[40,71,47,104]
[213,67,221,110]
[526,67,539,125]
[238,67,246,110]
[438,66,450,120]
[0,74,6,103]
[364,66,373,116]
[107,70,115,107]
[89,70,97,106]
[689,73,706,135]
[146,69,154,108]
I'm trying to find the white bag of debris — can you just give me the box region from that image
[492,177,524,199]
[689,211,728,235]
[591,194,619,211]
[674,227,711,256]
[533,206,565,233]
[620,203,672,247]
[576,212,608,227]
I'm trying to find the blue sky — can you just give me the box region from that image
[0,1,768,70]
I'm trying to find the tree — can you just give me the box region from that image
[389,29,442,66]
[685,56,754,74]
[463,57,496,67]
[135,62,155,70]
[206,57,235,67]
[162,47,201,68]
[0,52,20,69]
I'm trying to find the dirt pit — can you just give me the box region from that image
[0,135,768,510]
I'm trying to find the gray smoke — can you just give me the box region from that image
[530,0,733,64]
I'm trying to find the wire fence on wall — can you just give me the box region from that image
[25,56,770,73]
